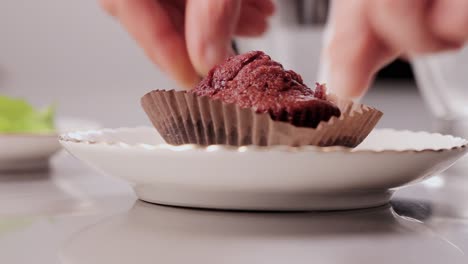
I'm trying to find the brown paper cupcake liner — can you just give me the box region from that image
[141,90,383,147]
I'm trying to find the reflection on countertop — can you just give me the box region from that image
[59,200,468,264]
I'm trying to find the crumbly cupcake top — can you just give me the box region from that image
[190,51,341,128]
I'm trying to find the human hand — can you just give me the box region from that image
[321,0,468,99]
[99,0,274,88]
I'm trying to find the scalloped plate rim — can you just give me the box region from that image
[59,126,468,154]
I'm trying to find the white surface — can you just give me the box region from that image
[59,127,467,210]
[58,201,464,264]
[0,154,135,264]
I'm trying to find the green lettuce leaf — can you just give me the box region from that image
[0,96,55,133]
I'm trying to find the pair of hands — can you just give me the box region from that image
[100,0,468,98]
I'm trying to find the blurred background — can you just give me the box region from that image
[0,0,432,130]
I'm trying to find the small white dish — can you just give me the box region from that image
[60,127,467,211]
[0,119,100,172]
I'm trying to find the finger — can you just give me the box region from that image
[116,0,199,88]
[368,0,451,54]
[321,32,397,99]
[244,0,275,16]
[320,0,397,99]
[236,5,269,36]
[185,0,241,75]
[430,0,468,43]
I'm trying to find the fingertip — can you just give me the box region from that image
[199,43,235,75]
[146,45,200,89]
[185,0,241,76]
[324,65,372,99]
[320,33,396,99]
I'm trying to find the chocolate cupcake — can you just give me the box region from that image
[141,51,382,147]
[190,51,340,128]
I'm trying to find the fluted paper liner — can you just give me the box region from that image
[141,90,382,147]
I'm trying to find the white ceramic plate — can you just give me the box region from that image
[0,119,100,172]
[60,127,468,211]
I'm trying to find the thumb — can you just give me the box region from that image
[185,0,240,76]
